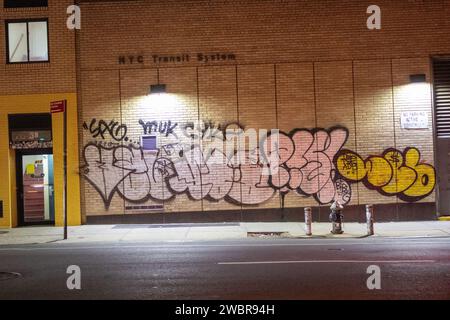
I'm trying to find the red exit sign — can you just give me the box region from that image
[50,100,66,113]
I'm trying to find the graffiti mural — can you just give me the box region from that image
[335,147,436,202]
[260,127,351,204]
[81,140,275,208]
[81,118,436,209]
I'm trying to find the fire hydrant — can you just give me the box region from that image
[329,200,344,234]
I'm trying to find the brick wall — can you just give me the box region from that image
[0,1,80,227]
[77,0,448,219]
[0,0,76,95]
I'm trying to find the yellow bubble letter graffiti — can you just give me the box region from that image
[336,147,435,202]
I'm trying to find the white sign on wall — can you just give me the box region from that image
[401,111,428,129]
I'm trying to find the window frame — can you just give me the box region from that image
[4,0,48,9]
[5,18,50,64]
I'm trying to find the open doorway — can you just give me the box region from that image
[16,149,54,226]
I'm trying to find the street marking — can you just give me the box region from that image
[218,260,437,265]
[0,240,449,251]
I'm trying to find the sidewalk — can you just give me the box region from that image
[1,221,450,245]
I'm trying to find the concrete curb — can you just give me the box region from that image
[1,221,450,245]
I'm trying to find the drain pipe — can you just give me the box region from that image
[304,207,312,236]
[366,204,374,236]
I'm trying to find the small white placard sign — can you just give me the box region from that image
[401,111,428,129]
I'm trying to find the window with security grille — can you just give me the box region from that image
[141,135,158,151]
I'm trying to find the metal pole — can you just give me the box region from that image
[366,204,374,236]
[63,101,68,240]
[304,207,312,236]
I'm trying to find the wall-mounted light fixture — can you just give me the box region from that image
[149,68,167,95]
[409,74,426,83]
[149,84,167,95]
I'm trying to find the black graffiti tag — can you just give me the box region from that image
[139,119,178,137]
[84,119,128,142]
[181,121,244,139]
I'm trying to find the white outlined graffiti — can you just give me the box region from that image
[81,122,361,208]
[81,120,435,209]
[260,127,350,204]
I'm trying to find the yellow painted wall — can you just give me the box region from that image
[0,93,81,228]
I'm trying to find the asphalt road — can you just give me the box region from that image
[0,237,449,300]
